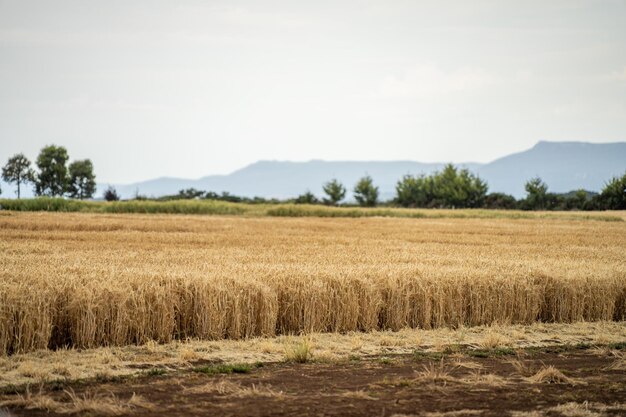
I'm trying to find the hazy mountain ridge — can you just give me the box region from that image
[103,141,624,200]
[474,141,626,197]
[1,141,624,200]
[110,160,482,201]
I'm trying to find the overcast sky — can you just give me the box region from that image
[1,0,625,184]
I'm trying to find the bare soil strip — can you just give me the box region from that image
[2,344,625,417]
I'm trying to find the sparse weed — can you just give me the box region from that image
[145,368,167,377]
[285,339,313,364]
[525,365,579,385]
[608,341,626,350]
[415,360,455,386]
[468,347,515,358]
[192,363,254,376]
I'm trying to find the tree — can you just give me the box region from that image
[103,186,120,201]
[68,159,96,199]
[216,191,243,203]
[322,179,346,205]
[598,172,626,210]
[35,145,69,197]
[177,188,205,199]
[560,189,589,210]
[2,153,35,199]
[294,191,319,204]
[395,164,487,208]
[354,175,379,207]
[395,174,434,207]
[484,192,517,210]
[523,177,549,210]
[431,164,488,208]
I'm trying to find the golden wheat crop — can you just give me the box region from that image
[1,212,625,354]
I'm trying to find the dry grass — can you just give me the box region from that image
[392,409,485,417]
[463,371,508,386]
[1,322,625,389]
[526,365,580,385]
[0,387,152,415]
[507,356,533,376]
[506,406,626,417]
[415,360,456,385]
[605,351,626,371]
[284,338,313,363]
[185,380,286,399]
[338,389,377,400]
[478,331,511,350]
[422,410,485,417]
[451,359,484,370]
[176,346,200,363]
[1,212,625,355]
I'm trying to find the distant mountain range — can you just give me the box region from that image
[104,141,625,200]
[2,141,625,200]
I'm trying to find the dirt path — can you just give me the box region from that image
[3,347,626,417]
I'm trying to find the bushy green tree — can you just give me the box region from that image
[395,174,434,207]
[2,153,35,199]
[103,186,120,201]
[395,164,487,208]
[177,188,205,199]
[294,191,319,204]
[35,145,69,197]
[522,177,549,210]
[598,172,626,210]
[483,192,517,210]
[322,179,346,205]
[354,176,379,207]
[209,191,243,203]
[560,189,590,210]
[432,164,488,208]
[68,159,96,199]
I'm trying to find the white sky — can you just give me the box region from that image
[1,0,625,184]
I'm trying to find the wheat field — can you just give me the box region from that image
[1,211,625,354]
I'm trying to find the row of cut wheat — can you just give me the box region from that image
[1,273,624,354]
[1,212,625,354]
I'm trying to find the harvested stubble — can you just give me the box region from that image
[1,212,625,354]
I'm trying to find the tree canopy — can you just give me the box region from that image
[395,164,487,208]
[68,159,97,199]
[598,172,626,210]
[103,185,120,201]
[322,179,346,206]
[34,145,69,197]
[294,191,319,204]
[522,177,549,210]
[354,176,379,207]
[2,153,34,199]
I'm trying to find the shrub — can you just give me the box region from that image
[598,172,626,210]
[294,191,319,205]
[322,179,347,206]
[395,164,487,208]
[484,193,517,210]
[354,176,379,207]
[103,186,120,202]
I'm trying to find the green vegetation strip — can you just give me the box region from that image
[192,363,261,376]
[0,197,246,215]
[0,198,622,221]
